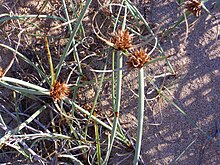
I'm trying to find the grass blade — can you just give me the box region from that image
[0,81,49,95]
[0,105,47,148]
[1,77,48,92]
[55,0,93,78]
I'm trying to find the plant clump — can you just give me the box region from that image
[111,29,133,50]
[127,48,151,69]
[185,0,202,17]
[50,81,69,101]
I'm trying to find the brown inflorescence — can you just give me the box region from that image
[185,0,202,17]
[0,67,4,78]
[111,29,133,50]
[50,81,69,101]
[127,48,151,69]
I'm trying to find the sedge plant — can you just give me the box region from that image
[0,0,217,164]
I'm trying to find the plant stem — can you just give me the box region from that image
[134,67,145,165]
[44,36,55,86]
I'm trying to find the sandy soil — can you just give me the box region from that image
[118,0,220,164]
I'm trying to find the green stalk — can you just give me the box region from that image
[94,111,102,165]
[61,1,89,158]
[133,67,145,165]
[104,51,123,165]
[104,3,127,163]
[111,51,116,110]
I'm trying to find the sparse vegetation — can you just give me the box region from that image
[0,0,218,164]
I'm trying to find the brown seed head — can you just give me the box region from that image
[0,67,4,78]
[50,81,69,101]
[127,48,150,69]
[111,29,133,50]
[185,0,202,17]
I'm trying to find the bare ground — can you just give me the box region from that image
[119,0,220,164]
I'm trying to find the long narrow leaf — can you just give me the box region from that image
[1,77,48,92]
[0,81,49,95]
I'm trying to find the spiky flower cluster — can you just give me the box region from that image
[127,48,151,69]
[50,81,69,101]
[110,29,151,68]
[185,0,202,17]
[111,29,133,50]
